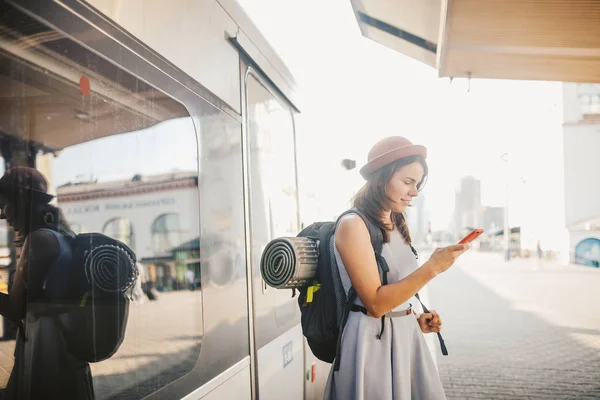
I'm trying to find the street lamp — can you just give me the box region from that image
[341,159,356,171]
[501,153,510,261]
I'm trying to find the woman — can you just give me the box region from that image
[0,167,94,399]
[324,137,469,400]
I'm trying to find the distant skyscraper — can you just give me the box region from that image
[452,176,482,238]
[406,194,430,246]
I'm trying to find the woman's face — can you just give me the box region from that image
[384,161,425,213]
[0,194,24,231]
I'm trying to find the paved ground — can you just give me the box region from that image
[1,251,599,399]
[0,290,202,399]
[424,251,600,400]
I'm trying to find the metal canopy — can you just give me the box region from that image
[350,0,600,83]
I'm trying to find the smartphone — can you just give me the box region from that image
[458,228,484,244]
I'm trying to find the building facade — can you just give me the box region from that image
[57,171,200,290]
[563,83,600,266]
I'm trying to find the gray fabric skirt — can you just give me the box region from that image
[323,311,446,400]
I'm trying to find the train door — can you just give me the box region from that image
[241,62,304,399]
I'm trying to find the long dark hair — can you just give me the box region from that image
[353,155,428,244]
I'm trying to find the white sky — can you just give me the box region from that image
[237,0,567,249]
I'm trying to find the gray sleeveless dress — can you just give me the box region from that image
[323,228,447,400]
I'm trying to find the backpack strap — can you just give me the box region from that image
[333,208,387,294]
[333,286,357,371]
[342,209,390,340]
[374,254,389,340]
[411,245,448,356]
[337,208,384,254]
[415,292,448,356]
[333,209,387,371]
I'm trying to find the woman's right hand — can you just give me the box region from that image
[426,244,470,276]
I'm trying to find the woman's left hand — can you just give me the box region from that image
[417,310,442,333]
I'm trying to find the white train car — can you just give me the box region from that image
[0,0,328,398]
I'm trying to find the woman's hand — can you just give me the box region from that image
[417,310,442,333]
[426,244,469,276]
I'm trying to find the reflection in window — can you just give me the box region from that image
[103,218,135,250]
[247,75,299,241]
[69,222,85,234]
[246,73,300,335]
[0,6,201,398]
[152,213,182,254]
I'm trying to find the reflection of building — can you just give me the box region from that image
[0,222,9,265]
[563,83,600,266]
[452,176,482,238]
[57,171,199,290]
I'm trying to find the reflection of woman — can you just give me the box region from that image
[0,167,94,399]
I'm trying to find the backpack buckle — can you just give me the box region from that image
[305,283,321,303]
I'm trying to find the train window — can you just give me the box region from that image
[246,72,300,342]
[247,74,298,241]
[0,6,201,399]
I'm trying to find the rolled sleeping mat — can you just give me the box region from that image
[260,237,318,289]
[85,244,138,293]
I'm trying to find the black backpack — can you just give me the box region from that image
[39,229,138,363]
[296,208,447,370]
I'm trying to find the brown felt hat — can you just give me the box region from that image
[360,136,427,180]
[0,167,54,203]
